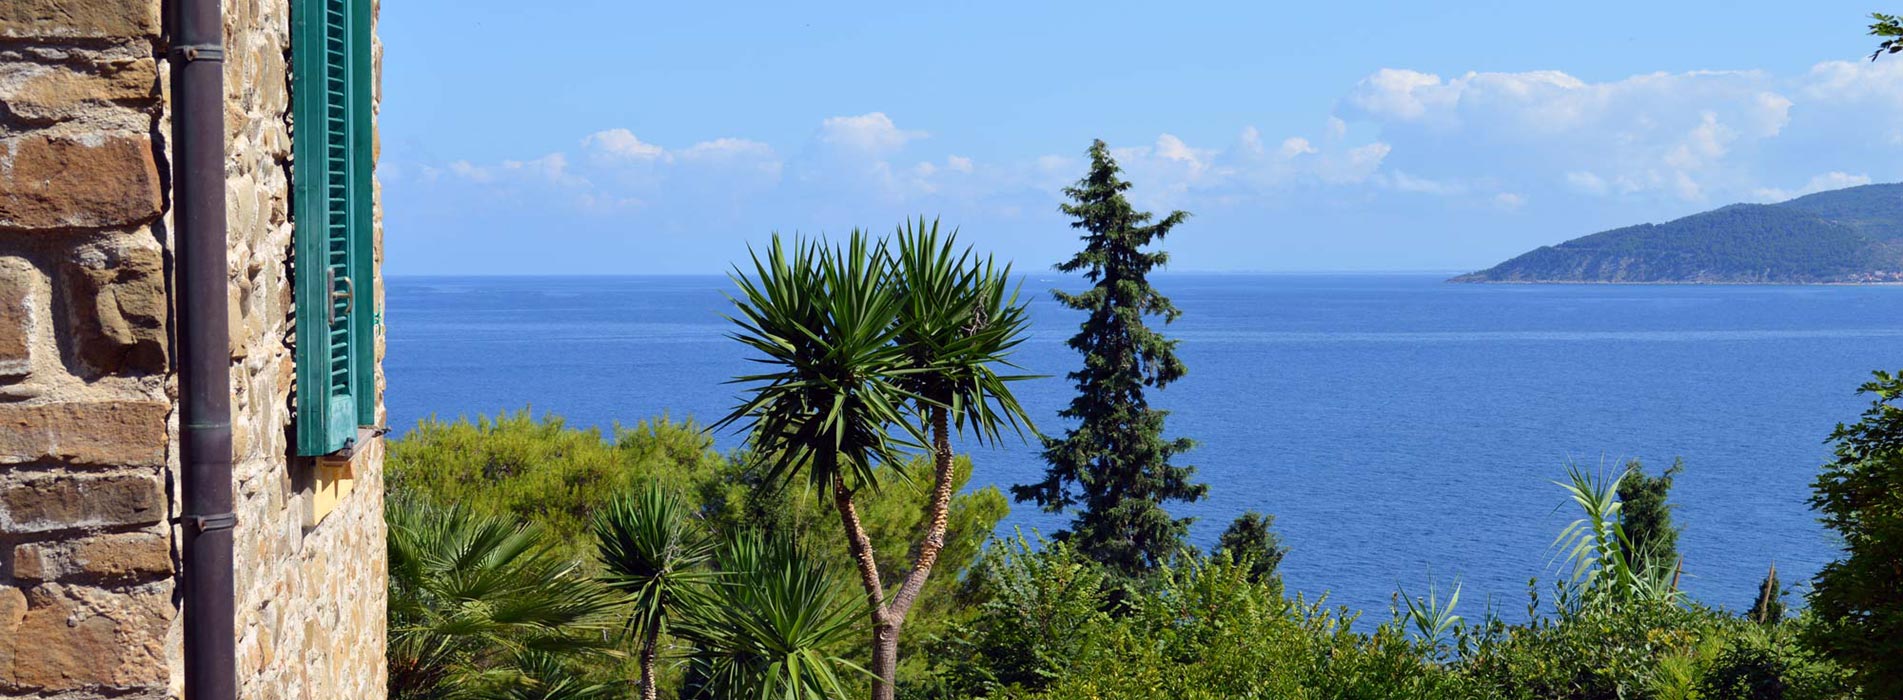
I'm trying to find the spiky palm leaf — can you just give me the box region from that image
[715,233,926,492]
[887,217,1037,446]
[388,498,620,699]
[592,483,718,699]
[676,532,868,700]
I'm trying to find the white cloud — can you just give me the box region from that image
[405,59,1903,244]
[1751,171,1874,202]
[1389,170,1465,195]
[585,129,667,161]
[1333,64,1902,203]
[1279,136,1317,158]
[817,112,927,154]
[1565,170,1608,194]
[1325,116,1349,140]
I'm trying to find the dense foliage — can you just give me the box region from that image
[387,499,620,699]
[1618,458,1684,576]
[1805,371,1903,697]
[1014,139,1206,575]
[1873,12,1903,60]
[1452,184,1903,283]
[907,536,1852,700]
[388,412,1008,698]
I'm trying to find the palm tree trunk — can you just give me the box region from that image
[890,405,955,617]
[832,474,897,700]
[639,634,659,700]
[862,405,961,700]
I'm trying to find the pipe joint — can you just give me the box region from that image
[176,512,239,532]
[169,44,225,63]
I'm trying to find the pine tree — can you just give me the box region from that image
[1213,511,1286,583]
[1012,139,1206,575]
[1617,458,1683,575]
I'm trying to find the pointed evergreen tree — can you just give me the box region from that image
[1213,511,1287,583]
[1012,139,1206,575]
[1617,458,1683,575]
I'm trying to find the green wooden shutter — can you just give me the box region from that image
[293,0,373,456]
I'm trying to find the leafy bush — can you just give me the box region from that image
[389,411,725,561]
[387,498,621,699]
[674,531,868,699]
[1806,371,1903,697]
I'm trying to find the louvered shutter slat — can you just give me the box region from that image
[293,0,373,456]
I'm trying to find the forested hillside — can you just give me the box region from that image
[1454,183,1903,283]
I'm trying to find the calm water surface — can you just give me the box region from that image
[385,274,1903,621]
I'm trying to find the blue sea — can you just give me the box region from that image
[385,274,1903,622]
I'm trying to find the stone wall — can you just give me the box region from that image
[0,1,177,696]
[0,0,387,697]
[223,0,388,695]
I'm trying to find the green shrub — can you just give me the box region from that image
[1807,371,1903,697]
[389,410,725,561]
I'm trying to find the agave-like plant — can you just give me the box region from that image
[592,482,718,700]
[1551,462,1683,610]
[675,531,867,700]
[1399,574,1464,653]
[388,498,620,700]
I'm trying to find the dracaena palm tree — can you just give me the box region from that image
[715,231,924,700]
[591,482,717,700]
[387,498,620,700]
[674,531,867,700]
[718,227,1034,700]
[878,218,1034,674]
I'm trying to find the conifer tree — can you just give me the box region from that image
[1012,139,1206,575]
[1617,458,1683,575]
[1213,511,1287,583]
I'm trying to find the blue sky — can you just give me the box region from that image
[379,1,1903,275]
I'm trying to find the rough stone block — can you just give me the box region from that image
[11,531,171,582]
[0,59,158,124]
[0,259,32,377]
[0,583,172,691]
[0,134,163,232]
[0,0,161,39]
[62,242,167,375]
[0,400,168,467]
[0,472,163,531]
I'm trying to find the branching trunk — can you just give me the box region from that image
[833,405,958,700]
[891,405,956,618]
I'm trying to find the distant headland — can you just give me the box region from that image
[1452,183,1903,284]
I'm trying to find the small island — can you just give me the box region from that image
[1453,183,1903,284]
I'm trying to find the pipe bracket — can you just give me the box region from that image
[178,512,239,533]
[170,44,225,63]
